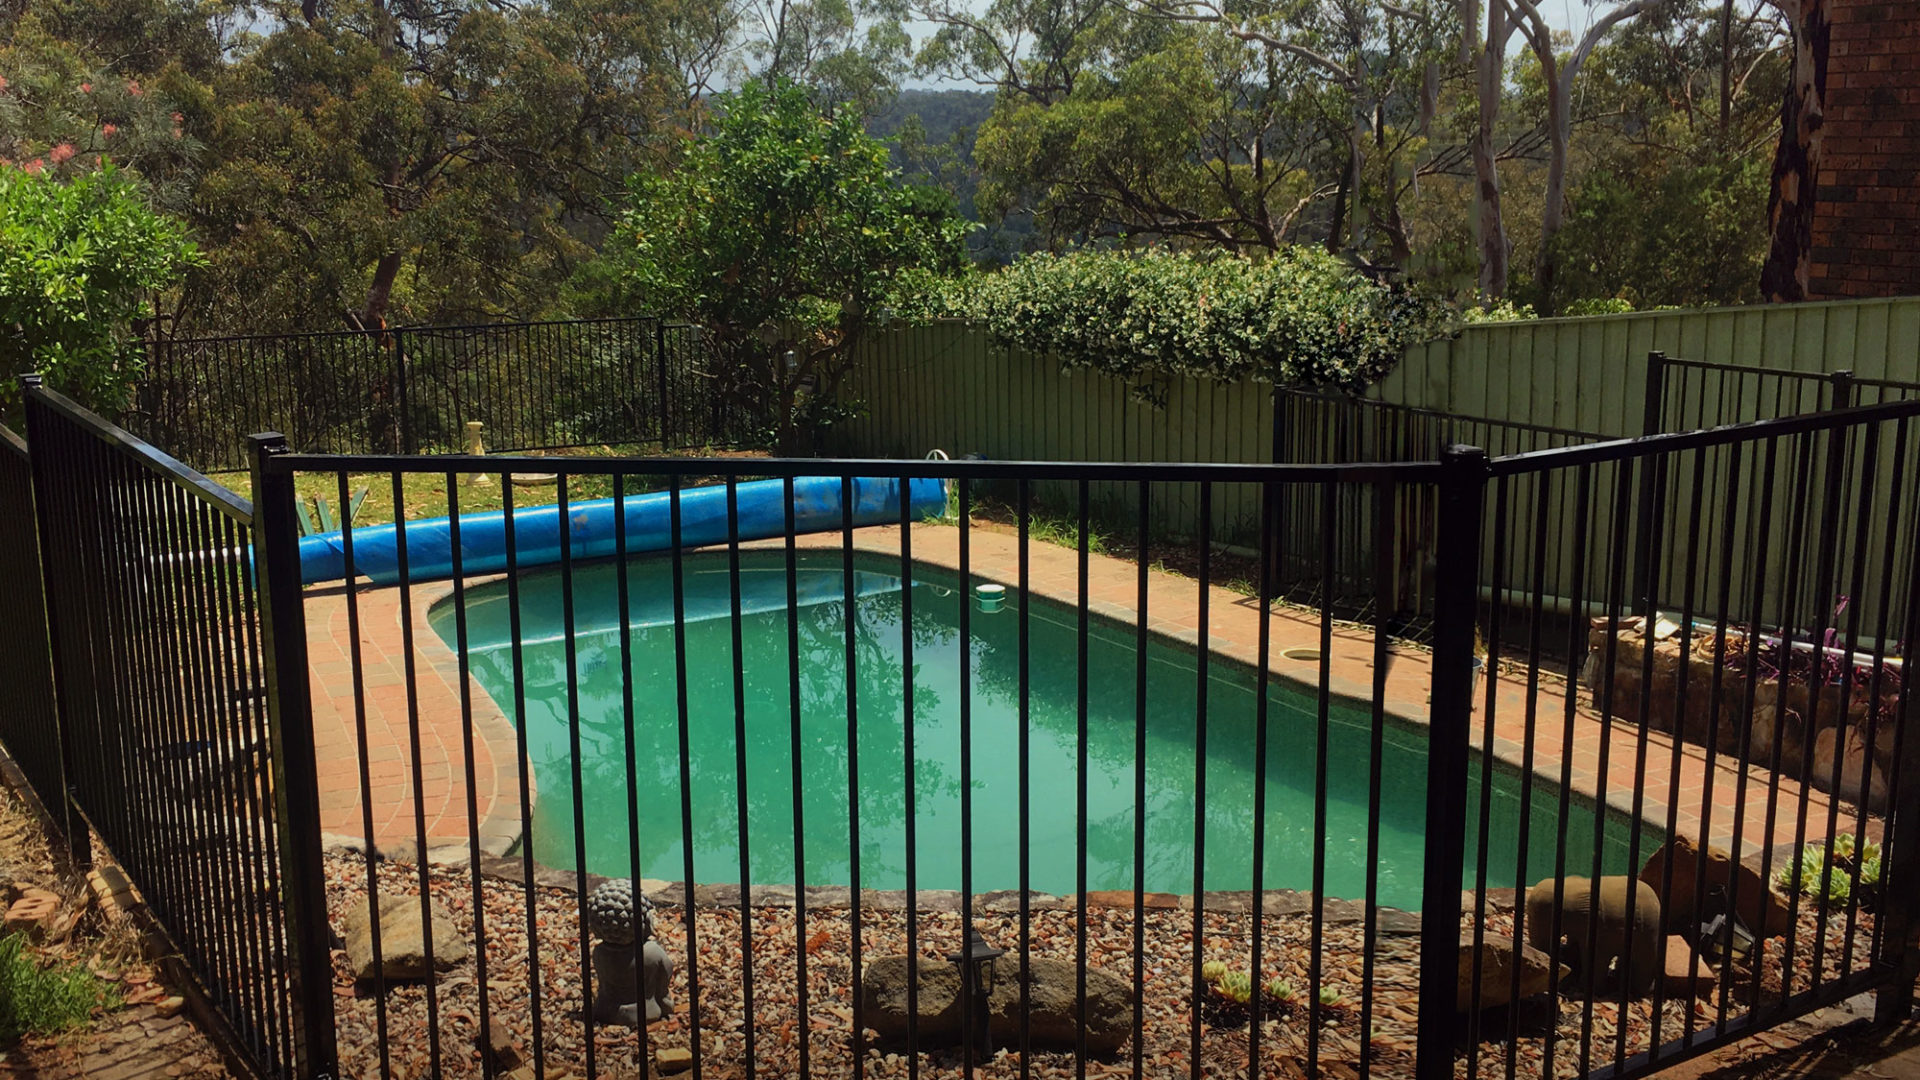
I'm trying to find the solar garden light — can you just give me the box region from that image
[948,927,1004,1057]
[1697,883,1756,966]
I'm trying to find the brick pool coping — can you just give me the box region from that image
[307,520,1872,872]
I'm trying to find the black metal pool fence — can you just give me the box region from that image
[128,317,741,471]
[0,372,1917,1080]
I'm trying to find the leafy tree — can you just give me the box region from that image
[613,80,970,451]
[0,162,202,412]
[175,0,684,333]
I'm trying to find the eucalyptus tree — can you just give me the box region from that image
[1757,0,1827,302]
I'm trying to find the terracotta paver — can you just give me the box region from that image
[305,578,523,860]
[304,521,1872,867]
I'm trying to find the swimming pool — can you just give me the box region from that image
[430,550,1648,910]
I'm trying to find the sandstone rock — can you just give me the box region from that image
[1811,725,1888,812]
[861,954,1133,1054]
[1524,876,1661,995]
[154,995,186,1019]
[339,892,469,981]
[992,957,1132,1055]
[1660,936,1716,998]
[1456,933,1565,1013]
[486,1018,525,1073]
[1638,835,1791,939]
[656,1047,693,1074]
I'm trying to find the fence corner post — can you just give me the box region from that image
[248,432,339,1080]
[1414,443,1487,1080]
[1874,481,1920,1024]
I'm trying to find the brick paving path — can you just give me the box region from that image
[306,522,1868,863]
[0,1002,231,1079]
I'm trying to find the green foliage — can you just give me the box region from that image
[1215,970,1254,1005]
[1316,985,1345,1008]
[0,162,200,411]
[1262,977,1296,1004]
[1200,959,1228,984]
[1776,834,1881,907]
[901,248,1445,392]
[0,932,119,1041]
[614,79,971,450]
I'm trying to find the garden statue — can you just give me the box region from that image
[587,878,674,1025]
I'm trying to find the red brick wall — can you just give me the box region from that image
[1807,0,1920,299]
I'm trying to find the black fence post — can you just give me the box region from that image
[248,433,340,1080]
[1830,369,1857,410]
[18,375,89,866]
[1415,443,1487,1080]
[1633,351,1670,617]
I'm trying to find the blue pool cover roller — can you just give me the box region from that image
[297,475,948,586]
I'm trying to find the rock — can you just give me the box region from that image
[989,957,1132,1055]
[861,954,1133,1055]
[1524,876,1661,996]
[4,887,61,936]
[1456,933,1565,1013]
[1084,890,1180,910]
[485,1018,525,1073]
[656,1047,693,1075]
[1638,835,1792,940]
[1811,725,1888,813]
[154,995,186,1019]
[1661,935,1716,998]
[338,892,469,981]
[861,956,963,1043]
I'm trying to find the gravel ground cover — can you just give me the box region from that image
[324,854,1879,1080]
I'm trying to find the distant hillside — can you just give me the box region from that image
[868,88,1031,262]
[869,88,996,146]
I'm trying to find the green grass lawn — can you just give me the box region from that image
[210,445,761,529]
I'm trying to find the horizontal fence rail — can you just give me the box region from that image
[129,318,741,471]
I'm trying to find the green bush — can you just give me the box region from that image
[0,932,118,1041]
[895,248,1447,393]
[0,162,200,413]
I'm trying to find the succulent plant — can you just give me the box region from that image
[1262,977,1296,1004]
[1832,833,1858,862]
[1216,971,1254,1005]
[1860,854,1883,887]
[1201,959,1229,985]
[1317,986,1345,1009]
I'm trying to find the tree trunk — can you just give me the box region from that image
[1760,0,1830,303]
[1537,73,1570,315]
[1471,0,1510,300]
[361,251,403,330]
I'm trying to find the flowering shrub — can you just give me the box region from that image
[894,248,1447,392]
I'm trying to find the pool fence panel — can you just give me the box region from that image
[13,381,335,1080]
[0,423,71,839]
[2,382,1920,1080]
[127,317,738,472]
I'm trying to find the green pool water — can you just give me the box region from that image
[429,550,1649,909]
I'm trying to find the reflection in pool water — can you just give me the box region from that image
[429,550,1649,909]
